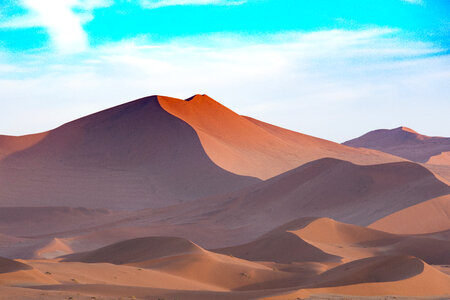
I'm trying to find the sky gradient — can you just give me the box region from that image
[0,0,449,142]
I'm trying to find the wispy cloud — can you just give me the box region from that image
[140,0,246,9]
[0,29,448,141]
[0,0,112,53]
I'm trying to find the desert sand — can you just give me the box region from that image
[0,95,449,299]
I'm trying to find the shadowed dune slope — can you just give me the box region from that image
[0,257,31,274]
[343,126,450,163]
[159,95,402,179]
[0,207,114,236]
[312,255,425,287]
[203,158,449,234]
[0,96,259,209]
[274,217,397,245]
[63,236,203,264]
[215,230,341,264]
[369,195,450,234]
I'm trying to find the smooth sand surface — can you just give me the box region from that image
[369,194,450,234]
[427,151,450,165]
[160,95,402,179]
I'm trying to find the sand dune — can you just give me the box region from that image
[217,217,450,265]
[427,151,450,165]
[215,230,341,264]
[28,259,223,291]
[0,132,47,160]
[0,96,258,209]
[5,157,442,255]
[159,95,401,179]
[263,256,450,299]
[280,217,397,245]
[63,236,204,264]
[62,236,306,291]
[294,218,450,265]
[1,158,447,258]
[0,94,402,210]
[369,195,450,234]
[198,158,449,239]
[311,255,426,287]
[2,223,450,298]
[0,206,114,236]
[0,95,448,299]
[34,238,73,259]
[0,257,31,274]
[0,257,60,287]
[343,126,450,163]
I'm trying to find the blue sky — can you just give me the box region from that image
[0,0,449,141]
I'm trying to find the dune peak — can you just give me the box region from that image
[396,126,419,134]
[184,94,210,102]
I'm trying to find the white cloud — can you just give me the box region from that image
[0,0,112,53]
[140,0,246,9]
[0,29,449,141]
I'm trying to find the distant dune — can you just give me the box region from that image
[343,126,450,163]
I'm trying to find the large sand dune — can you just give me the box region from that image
[0,95,404,211]
[0,96,259,209]
[160,95,402,179]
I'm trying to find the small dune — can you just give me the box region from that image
[369,194,450,235]
[0,257,32,274]
[262,256,450,299]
